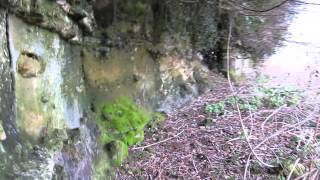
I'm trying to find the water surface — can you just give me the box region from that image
[258,0,320,93]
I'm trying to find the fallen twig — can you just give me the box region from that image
[244,153,252,180]
[192,158,199,175]
[287,158,301,180]
[254,113,316,150]
[294,169,318,180]
[226,21,275,168]
[132,130,185,150]
[261,104,286,130]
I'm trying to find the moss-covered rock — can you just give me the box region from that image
[97,97,150,166]
[100,97,149,134]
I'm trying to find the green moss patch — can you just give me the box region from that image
[97,97,150,165]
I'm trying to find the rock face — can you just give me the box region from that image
[82,45,212,113]
[0,0,291,178]
[158,56,211,112]
[82,0,218,113]
[0,0,231,179]
[0,8,20,152]
[9,15,86,138]
[0,14,96,179]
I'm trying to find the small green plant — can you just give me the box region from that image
[205,86,301,115]
[277,175,286,180]
[97,97,150,166]
[256,75,270,85]
[205,96,260,115]
[146,112,167,132]
[226,96,260,111]
[205,102,225,115]
[260,87,301,107]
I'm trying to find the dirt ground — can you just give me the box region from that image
[116,74,320,180]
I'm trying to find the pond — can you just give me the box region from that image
[259,0,320,92]
[230,0,320,100]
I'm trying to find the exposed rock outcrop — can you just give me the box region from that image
[0,0,289,179]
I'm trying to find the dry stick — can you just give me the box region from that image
[226,21,235,93]
[261,104,286,130]
[254,113,315,150]
[132,130,185,150]
[228,0,291,13]
[312,116,320,143]
[294,169,318,180]
[310,170,319,180]
[244,109,255,179]
[293,0,320,6]
[148,174,153,180]
[236,101,275,168]
[244,153,252,179]
[225,22,275,178]
[248,108,254,138]
[287,158,301,180]
[192,158,199,175]
[307,116,320,172]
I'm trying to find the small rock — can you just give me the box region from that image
[41,95,49,103]
[0,121,6,141]
[132,74,141,82]
[79,17,94,33]
[76,85,84,93]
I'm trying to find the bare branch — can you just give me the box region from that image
[228,0,291,13]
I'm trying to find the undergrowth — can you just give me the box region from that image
[205,86,302,115]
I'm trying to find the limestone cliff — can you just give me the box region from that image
[0,0,288,178]
[0,1,214,178]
